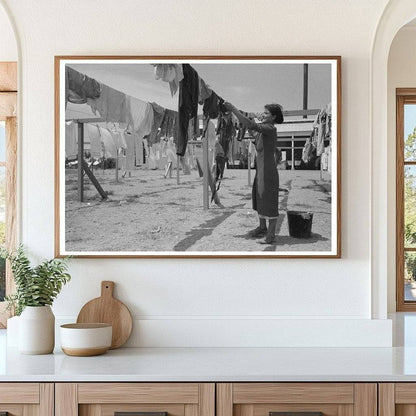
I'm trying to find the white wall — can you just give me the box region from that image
[387,25,416,312]
[0,4,16,62]
[0,0,394,346]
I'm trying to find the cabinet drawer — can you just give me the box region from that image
[56,383,215,416]
[217,383,376,416]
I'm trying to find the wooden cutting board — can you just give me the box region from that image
[76,281,133,349]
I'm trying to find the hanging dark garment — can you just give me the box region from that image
[203,91,220,119]
[160,109,178,138]
[216,113,235,158]
[237,123,247,141]
[66,66,101,104]
[177,64,199,156]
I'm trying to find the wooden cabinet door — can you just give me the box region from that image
[217,383,377,416]
[379,383,416,416]
[0,383,53,416]
[56,383,215,416]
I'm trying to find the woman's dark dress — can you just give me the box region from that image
[252,122,279,218]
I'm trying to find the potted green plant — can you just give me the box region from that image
[1,245,71,354]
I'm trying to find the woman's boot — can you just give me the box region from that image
[248,218,267,238]
[264,218,277,244]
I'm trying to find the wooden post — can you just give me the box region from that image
[77,122,84,202]
[115,147,119,182]
[291,134,295,171]
[177,155,180,184]
[303,63,308,119]
[202,125,209,210]
[247,151,251,186]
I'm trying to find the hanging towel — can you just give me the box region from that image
[65,121,78,160]
[177,64,199,156]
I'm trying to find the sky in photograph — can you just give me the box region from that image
[68,61,332,114]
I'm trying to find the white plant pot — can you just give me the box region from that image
[19,306,55,354]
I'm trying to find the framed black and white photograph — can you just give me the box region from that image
[55,56,341,258]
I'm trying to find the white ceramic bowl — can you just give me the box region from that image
[60,323,112,356]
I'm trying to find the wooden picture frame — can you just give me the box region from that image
[55,56,341,258]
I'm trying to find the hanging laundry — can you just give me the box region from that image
[66,66,101,105]
[198,78,212,104]
[216,112,235,159]
[124,131,136,171]
[149,102,165,145]
[85,124,102,159]
[126,97,154,165]
[108,124,127,149]
[98,126,117,158]
[65,121,78,160]
[159,109,178,138]
[316,109,327,157]
[88,84,128,123]
[302,133,314,164]
[153,64,184,96]
[177,64,199,156]
[126,97,154,137]
[203,91,220,119]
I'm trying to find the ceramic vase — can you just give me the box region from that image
[19,305,55,354]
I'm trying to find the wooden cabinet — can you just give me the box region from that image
[0,381,386,416]
[216,383,377,416]
[0,383,53,416]
[55,383,215,416]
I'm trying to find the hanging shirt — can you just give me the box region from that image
[177,64,199,156]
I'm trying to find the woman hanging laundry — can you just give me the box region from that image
[224,101,284,244]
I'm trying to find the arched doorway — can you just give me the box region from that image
[371,0,416,319]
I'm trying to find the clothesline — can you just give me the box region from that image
[65,63,259,159]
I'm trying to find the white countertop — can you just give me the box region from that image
[2,328,416,382]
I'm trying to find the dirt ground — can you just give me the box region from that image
[64,165,333,254]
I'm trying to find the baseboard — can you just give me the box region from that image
[56,317,392,347]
